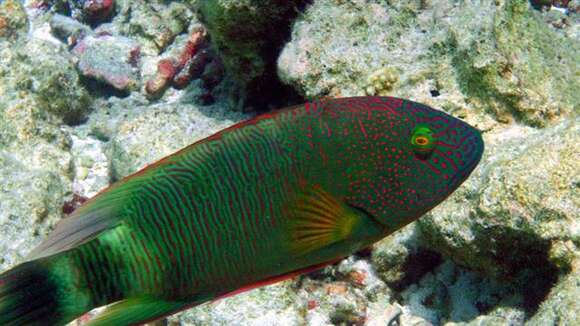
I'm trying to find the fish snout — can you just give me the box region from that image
[446,124,484,186]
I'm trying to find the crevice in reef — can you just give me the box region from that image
[388,225,566,323]
[478,226,564,317]
[390,249,443,293]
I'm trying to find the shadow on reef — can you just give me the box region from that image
[387,249,444,293]
[477,225,564,316]
[80,75,131,101]
[401,225,567,323]
[198,0,312,112]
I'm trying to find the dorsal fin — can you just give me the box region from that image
[287,184,361,256]
[25,180,139,261]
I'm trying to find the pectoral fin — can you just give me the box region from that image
[287,184,363,256]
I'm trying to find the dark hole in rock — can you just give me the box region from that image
[62,194,88,215]
[330,307,366,326]
[305,263,341,281]
[390,249,443,292]
[478,226,565,317]
[430,89,440,97]
[354,246,373,258]
[475,300,491,313]
[79,75,131,99]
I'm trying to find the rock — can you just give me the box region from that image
[70,134,109,198]
[27,42,93,125]
[278,0,579,127]
[0,152,69,269]
[198,0,308,110]
[0,0,28,41]
[371,225,442,291]
[0,96,73,270]
[366,301,404,326]
[49,14,92,45]
[419,120,579,273]
[0,35,92,125]
[417,119,578,317]
[0,24,91,271]
[400,260,525,325]
[112,1,196,53]
[302,280,368,326]
[0,38,76,265]
[170,255,390,326]
[51,0,116,26]
[528,259,580,325]
[104,98,246,179]
[82,0,116,25]
[172,281,302,326]
[73,34,141,92]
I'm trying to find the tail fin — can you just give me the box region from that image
[0,260,69,325]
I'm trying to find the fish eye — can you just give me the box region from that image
[411,125,436,159]
[414,136,429,145]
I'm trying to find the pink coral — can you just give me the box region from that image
[83,0,115,23]
[145,27,212,97]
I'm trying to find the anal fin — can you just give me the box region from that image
[85,296,187,326]
[213,258,342,303]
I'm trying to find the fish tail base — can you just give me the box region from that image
[0,260,66,325]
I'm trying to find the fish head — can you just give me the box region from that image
[387,100,484,225]
[343,98,484,230]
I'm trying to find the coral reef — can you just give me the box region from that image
[111,1,196,53]
[197,0,308,110]
[0,0,578,324]
[72,33,141,92]
[278,0,579,127]
[364,67,399,96]
[47,0,115,26]
[528,259,580,325]
[145,27,211,98]
[0,0,28,40]
[0,23,77,270]
[420,120,579,277]
[82,0,115,25]
[276,0,579,323]
[417,119,579,316]
[106,99,245,180]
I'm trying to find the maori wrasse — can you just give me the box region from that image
[0,96,484,325]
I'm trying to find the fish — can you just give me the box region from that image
[0,96,484,325]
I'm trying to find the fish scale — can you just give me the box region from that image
[0,96,483,325]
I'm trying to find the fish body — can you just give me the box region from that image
[0,96,483,325]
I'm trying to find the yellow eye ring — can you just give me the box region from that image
[414,136,429,146]
[411,125,436,159]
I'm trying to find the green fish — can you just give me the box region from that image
[0,96,483,325]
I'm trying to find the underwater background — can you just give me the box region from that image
[0,0,577,325]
